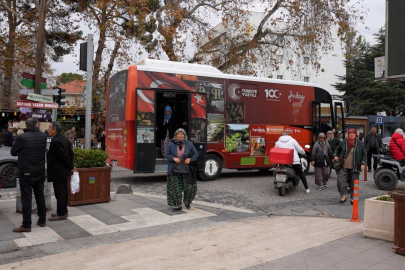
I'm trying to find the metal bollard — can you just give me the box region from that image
[350,179,360,222]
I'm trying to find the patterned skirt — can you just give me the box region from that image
[337,168,359,199]
[314,166,331,186]
[167,173,197,207]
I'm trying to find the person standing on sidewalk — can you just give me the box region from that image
[47,122,76,221]
[334,128,366,204]
[165,128,198,212]
[4,126,15,146]
[311,133,333,191]
[364,127,383,172]
[275,131,310,193]
[10,117,47,232]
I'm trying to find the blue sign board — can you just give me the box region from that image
[375,116,384,125]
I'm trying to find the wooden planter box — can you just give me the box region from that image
[67,166,112,206]
[394,193,405,255]
[363,196,394,242]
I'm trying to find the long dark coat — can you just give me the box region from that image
[47,133,74,181]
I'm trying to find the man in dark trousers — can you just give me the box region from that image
[47,122,75,221]
[365,127,383,172]
[10,118,47,232]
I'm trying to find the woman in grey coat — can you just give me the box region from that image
[311,133,333,191]
[165,128,198,212]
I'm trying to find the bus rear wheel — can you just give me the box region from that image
[198,154,222,181]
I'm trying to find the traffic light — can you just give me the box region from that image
[53,86,66,107]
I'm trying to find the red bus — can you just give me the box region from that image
[105,59,345,180]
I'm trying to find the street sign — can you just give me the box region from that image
[15,100,59,109]
[26,112,51,120]
[27,93,53,103]
[375,116,384,125]
[21,78,47,89]
[40,89,59,96]
[20,73,47,89]
[19,89,60,96]
[21,72,47,83]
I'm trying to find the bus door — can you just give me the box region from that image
[334,102,345,140]
[134,89,156,173]
[188,92,208,170]
[311,101,321,143]
[311,101,334,143]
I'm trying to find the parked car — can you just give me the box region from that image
[0,146,18,188]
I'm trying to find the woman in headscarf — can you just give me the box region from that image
[333,128,367,204]
[311,133,333,191]
[165,128,198,212]
[159,106,179,156]
[326,130,340,153]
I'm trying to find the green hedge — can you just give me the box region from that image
[73,148,109,168]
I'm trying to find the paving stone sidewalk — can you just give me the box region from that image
[244,231,405,270]
[0,193,262,265]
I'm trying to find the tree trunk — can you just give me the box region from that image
[2,1,17,110]
[92,28,106,83]
[34,0,47,94]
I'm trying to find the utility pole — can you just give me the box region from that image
[85,34,94,150]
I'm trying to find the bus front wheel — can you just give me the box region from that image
[198,154,222,181]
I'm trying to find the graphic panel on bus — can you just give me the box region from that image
[190,93,207,143]
[224,80,315,125]
[226,124,249,152]
[137,71,224,114]
[107,71,127,123]
[207,113,224,142]
[136,89,155,143]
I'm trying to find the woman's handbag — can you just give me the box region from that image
[173,155,189,174]
[186,161,198,184]
[332,160,343,172]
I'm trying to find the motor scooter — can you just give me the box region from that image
[273,163,301,196]
[273,145,310,196]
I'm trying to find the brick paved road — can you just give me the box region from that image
[2,166,404,219]
[108,167,405,219]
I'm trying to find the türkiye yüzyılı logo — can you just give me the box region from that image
[228,83,257,100]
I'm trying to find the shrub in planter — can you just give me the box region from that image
[68,148,111,206]
[363,195,394,242]
[73,148,108,168]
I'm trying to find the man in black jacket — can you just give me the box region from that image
[364,127,383,172]
[10,118,47,232]
[4,126,15,146]
[47,122,76,221]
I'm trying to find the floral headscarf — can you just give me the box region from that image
[173,128,188,150]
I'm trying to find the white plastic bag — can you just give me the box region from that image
[70,172,80,194]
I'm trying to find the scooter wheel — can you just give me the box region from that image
[278,184,286,196]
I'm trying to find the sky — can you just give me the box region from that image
[51,1,387,77]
